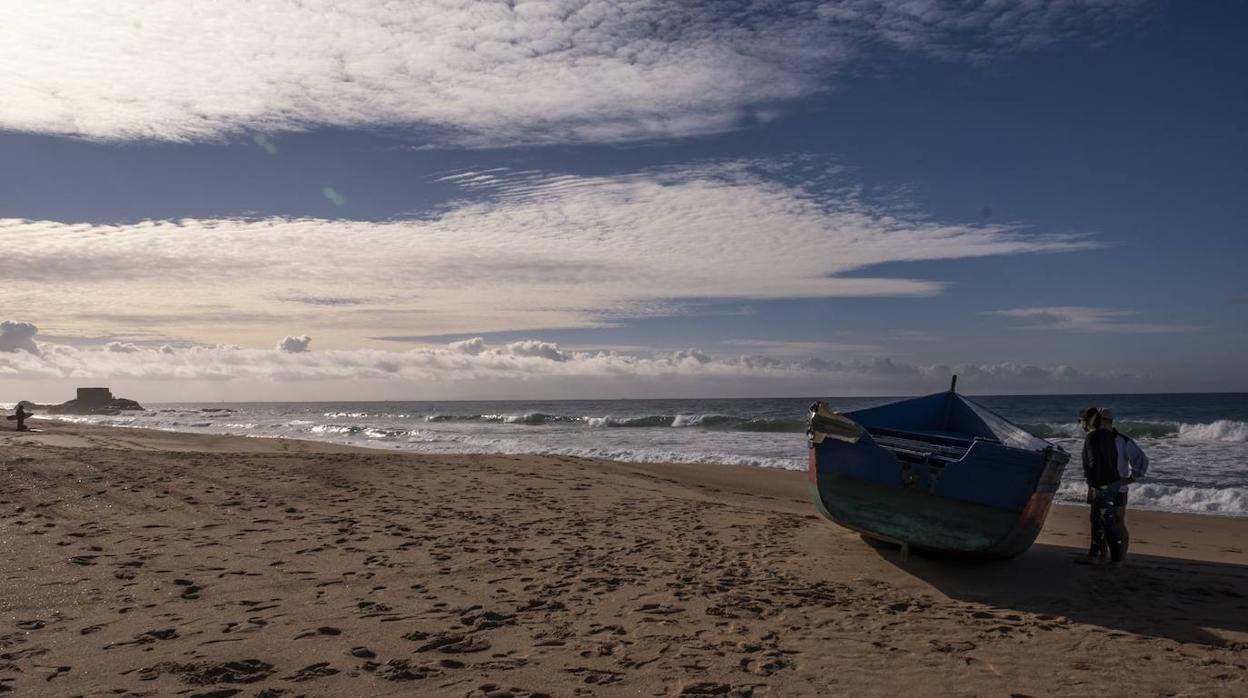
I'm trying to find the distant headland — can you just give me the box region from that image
[19,387,143,415]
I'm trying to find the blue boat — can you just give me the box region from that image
[807,379,1070,559]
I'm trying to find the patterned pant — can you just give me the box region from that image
[1089,488,1124,562]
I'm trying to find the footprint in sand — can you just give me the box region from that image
[413,632,492,653]
[680,681,756,697]
[173,579,204,599]
[40,665,72,682]
[137,658,274,684]
[376,658,439,681]
[293,626,342,639]
[286,662,340,681]
[104,628,179,650]
[469,685,553,698]
[563,667,625,686]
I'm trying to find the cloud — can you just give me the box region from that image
[279,296,367,307]
[0,1,1139,145]
[448,337,487,355]
[1,161,1094,345]
[277,335,312,353]
[0,320,40,354]
[104,341,141,353]
[504,340,566,362]
[990,307,1194,334]
[721,339,883,356]
[0,332,1135,394]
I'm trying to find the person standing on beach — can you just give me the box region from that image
[1097,408,1150,556]
[12,404,31,431]
[1080,407,1125,565]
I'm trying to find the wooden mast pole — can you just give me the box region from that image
[942,374,958,431]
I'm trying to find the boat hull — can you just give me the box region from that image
[808,428,1068,558]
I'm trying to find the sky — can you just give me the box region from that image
[1,0,1246,402]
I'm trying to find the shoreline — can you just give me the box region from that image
[33,415,1248,520]
[2,421,1246,696]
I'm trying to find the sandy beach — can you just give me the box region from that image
[1,421,1245,697]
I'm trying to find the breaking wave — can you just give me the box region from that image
[399,412,807,432]
[1024,420,1248,443]
[1177,420,1248,443]
[310,424,409,440]
[479,412,582,425]
[1129,483,1248,515]
[524,445,803,472]
[424,414,479,422]
[586,415,674,428]
[664,414,802,431]
[1057,479,1248,517]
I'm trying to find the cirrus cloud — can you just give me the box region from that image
[0,0,1140,146]
[990,307,1194,334]
[0,161,1094,347]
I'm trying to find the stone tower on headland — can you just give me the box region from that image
[76,387,114,405]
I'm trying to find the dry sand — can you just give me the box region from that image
[1,421,1245,697]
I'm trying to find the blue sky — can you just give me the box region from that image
[1,1,1245,400]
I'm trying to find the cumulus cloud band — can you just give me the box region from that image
[0,323,1135,395]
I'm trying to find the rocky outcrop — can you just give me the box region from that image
[18,388,144,416]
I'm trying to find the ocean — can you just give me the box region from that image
[39,393,1248,517]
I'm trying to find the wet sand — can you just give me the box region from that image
[1,421,1245,696]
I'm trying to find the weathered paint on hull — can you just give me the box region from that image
[808,445,1065,558]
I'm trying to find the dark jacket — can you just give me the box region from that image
[1082,428,1119,488]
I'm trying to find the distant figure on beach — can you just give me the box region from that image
[1080,406,1147,565]
[11,404,31,431]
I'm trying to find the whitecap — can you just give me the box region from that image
[1178,420,1248,443]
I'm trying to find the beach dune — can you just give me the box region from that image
[1,422,1245,696]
